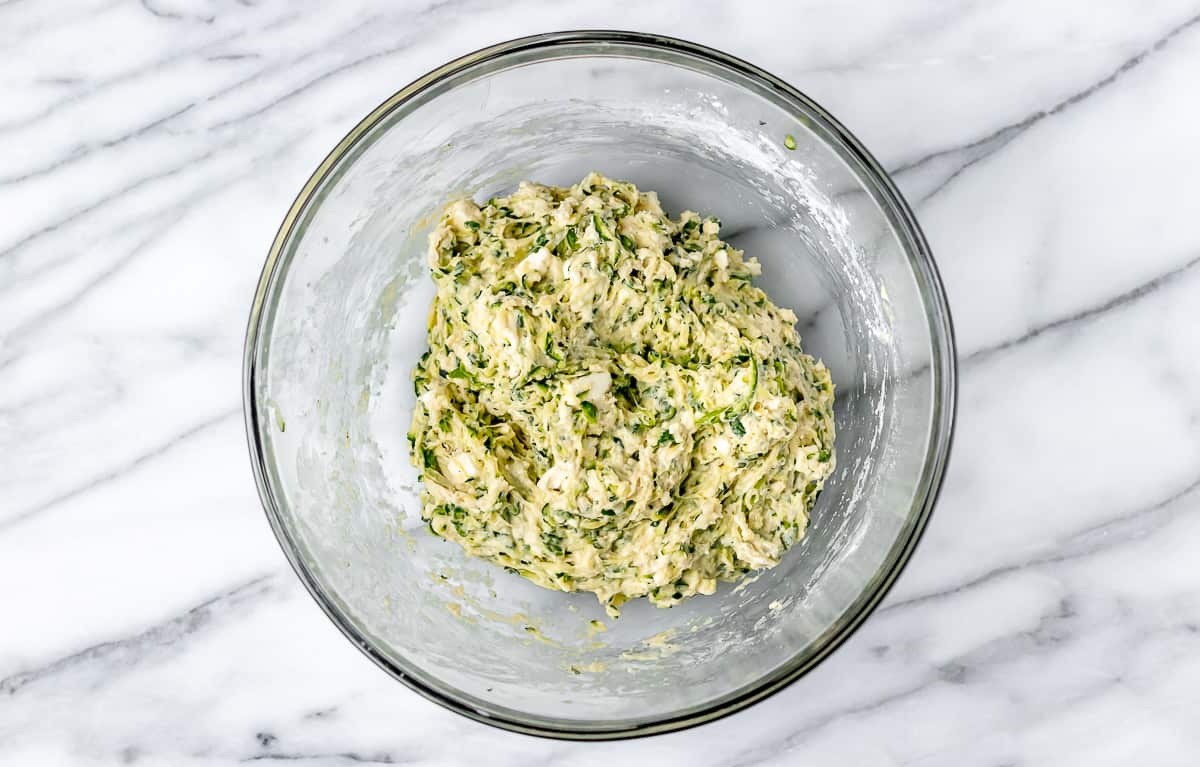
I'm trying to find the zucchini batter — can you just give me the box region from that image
[409,174,835,616]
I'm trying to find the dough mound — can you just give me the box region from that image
[409,173,835,616]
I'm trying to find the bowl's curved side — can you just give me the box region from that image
[243,29,956,740]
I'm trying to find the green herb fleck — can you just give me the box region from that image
[541,532,564,556]
[818,448,831,462]
[580,400,597,423]
[698,408,724,425]
[464,220,480,230]
[784,134,797,150]
[544,334,562,362]
[729,417,746,437]
[619,234,636,251]
[593,213,611,241]
[421,447,438,471]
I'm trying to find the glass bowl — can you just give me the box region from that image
[243,31,955,739]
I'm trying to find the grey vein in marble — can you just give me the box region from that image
[0,405,240,531]
[962,249,1200,367]
[890,8,1200,205]
[1,574,277,699]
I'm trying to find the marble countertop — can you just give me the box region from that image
[4,1,1200,764]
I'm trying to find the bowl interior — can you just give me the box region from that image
[248,36,951,736]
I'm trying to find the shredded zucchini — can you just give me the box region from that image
[410,173,835,616]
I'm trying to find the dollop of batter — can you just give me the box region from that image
[409,174,835,616]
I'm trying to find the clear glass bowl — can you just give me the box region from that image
[243,31,955,739]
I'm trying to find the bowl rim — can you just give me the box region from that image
[243,29,957,741]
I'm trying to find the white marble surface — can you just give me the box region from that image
[3,0,1200,763]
